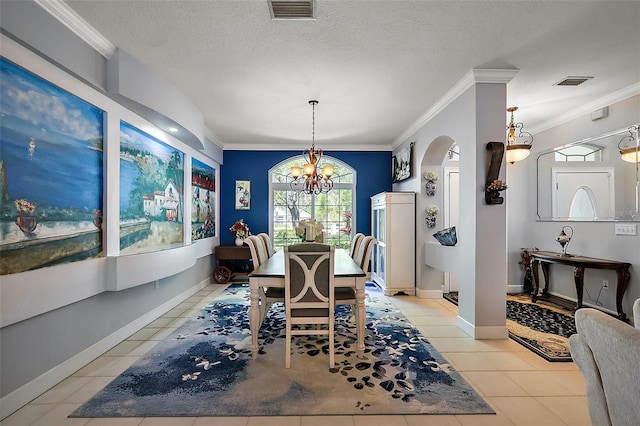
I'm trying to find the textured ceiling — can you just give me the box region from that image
[63,0,640,150]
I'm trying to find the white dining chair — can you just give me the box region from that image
[246,235,284,323]
[335,236,377,315]
[349,233,365,259]
[284,243,335,368]
[257,232,275,258]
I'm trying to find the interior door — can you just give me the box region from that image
[552,168,615,219]
[443,167,459,293]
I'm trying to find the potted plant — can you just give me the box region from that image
[425,205,439,228]
[229,219,250,246]
[423,171,439,196]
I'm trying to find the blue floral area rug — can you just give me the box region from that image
[70,284,494,417]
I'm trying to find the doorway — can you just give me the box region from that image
[443,167,459,293]
[552,167,614,219]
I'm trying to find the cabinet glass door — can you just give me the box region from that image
[378,208,385,244]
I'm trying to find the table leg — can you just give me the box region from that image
[615,267,630,320]
[355,282,366,357]
[540,262,550,298]
[573,266,585,310]
[531,259,540,302]
[249,280,260,352]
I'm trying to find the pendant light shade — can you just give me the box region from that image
[619,125,640,163]
[506,106,533,164]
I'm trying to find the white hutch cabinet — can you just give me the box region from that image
[370,192,415,295]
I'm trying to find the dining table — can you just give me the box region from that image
[248,247,367,356]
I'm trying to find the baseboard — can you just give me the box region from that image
[507,284,522,294]
[416,288,443,299]
[455,315,509,340]
[473,325,509,340]
[0,277,210,421]
[456,315,474,338]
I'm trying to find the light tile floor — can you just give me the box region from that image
[1,284,591,426]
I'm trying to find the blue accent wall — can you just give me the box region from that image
[220,150,392,246]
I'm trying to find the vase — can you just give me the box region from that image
[425,215,436,228]
[523,269,533,294]
[425,180,436,196]
[16,215,38,236]
[235,236,244,246]
[432,226,457,246]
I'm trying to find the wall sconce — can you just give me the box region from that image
[618,125,640,163]
[485,142,507,204]
[506,106,533,164]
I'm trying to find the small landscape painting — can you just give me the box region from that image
[119,121,184,254]
[191,157,215,240]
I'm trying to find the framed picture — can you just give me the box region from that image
[235,180,251,210]
[392,141,414,183]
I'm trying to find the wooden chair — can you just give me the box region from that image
[245,235,284,323]
[257,232,276,258]
[335,236,377,314]
[349,233,365,259]
[284,243,335,368]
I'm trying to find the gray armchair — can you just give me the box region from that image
[569,299,640,426]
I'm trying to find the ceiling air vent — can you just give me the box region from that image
[555,76,593,86]
[269,0,316,20]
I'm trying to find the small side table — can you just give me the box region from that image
[213,245,252,283]
[531,250,631,320]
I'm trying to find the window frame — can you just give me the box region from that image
[269,155,356,249]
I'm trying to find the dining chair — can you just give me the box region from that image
[284,243,335,368]
[257,232,275,258]
[335,236,377,314]
[348,233,365,259]
[245,235,284,323]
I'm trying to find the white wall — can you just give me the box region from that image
[0,9,221,419]
[508,94,640,318]
[393,69,517,339]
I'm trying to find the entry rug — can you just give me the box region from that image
[443,292,575,362]
[71,284,494,417]
[505,294,576,362]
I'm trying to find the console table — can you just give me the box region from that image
[531,250,631,320]
[213,245,252,283]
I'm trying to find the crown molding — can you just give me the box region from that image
[392,68,519,149]
[35,0,115,58]
[528,82,640,135]
[204,127,225,150]
[222,142,392,151]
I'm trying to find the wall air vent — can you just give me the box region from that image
[269,0,316,20]
[555,76,594,86]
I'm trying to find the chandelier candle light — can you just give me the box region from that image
[289,100,334,195]
[506,106,533,164]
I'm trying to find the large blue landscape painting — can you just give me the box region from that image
[0,57,104,275]
[119,121,184,254]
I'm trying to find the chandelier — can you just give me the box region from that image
[289,100,334,194]
[506,106,533,164]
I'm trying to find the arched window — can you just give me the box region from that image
[569,187,597,220]
[270,155,355,249]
